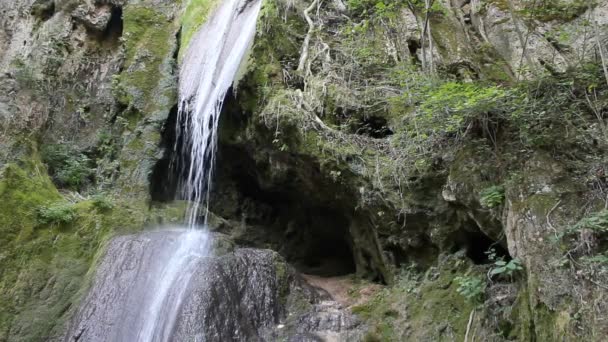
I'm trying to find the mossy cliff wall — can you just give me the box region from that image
[0,0,185,340]
[210,0,608,340]
[1,0,608,341]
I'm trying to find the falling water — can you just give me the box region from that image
[135,0,263,339]
[135,230,210,342]
[65,1,263,341]
[175,0,263,227]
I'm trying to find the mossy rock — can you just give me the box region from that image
[116,3,178,114]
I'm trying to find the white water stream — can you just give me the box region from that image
[175,0,263,227]
[133,0,261,340]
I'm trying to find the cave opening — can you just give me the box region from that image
[150,104,180,202]
[450,226,510,265]
[98,6,124,46]
[87,6,123,47]
[352,116,393,138]
[209,88,359,277]
[407,38,421,65]
[285,208,356,277]
[31,0,55,21]
[211,144,358,277]
[105,7,124,41]
[150,85,359,278]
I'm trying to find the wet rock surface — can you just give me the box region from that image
[64,230,364,342]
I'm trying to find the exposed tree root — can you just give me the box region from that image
[297,0,320,73]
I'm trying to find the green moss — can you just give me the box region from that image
[0,150,185,340]
[517,0,592,23]
[406,270,478,340]
[510,287,535,341]
[116,128,162,198]
[351,287,398,341]
[274,257,290,306]
[0,161,61,245]
[117,4,178,113]
[352,259,481,341]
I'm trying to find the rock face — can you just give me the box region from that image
[64,230,364,342]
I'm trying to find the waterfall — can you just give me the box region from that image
[65,2,262,341]
[174,0,263,227]
[132,0,263,339]
[130,0,262,339]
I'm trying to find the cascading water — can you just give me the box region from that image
[175,0,263,227]
[136,0,262,338]
[65,1,262,341]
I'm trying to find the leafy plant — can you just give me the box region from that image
[570,210,608,233]
[455,275,485,302]
[518,0,593,22]
[479,185,505,208]
[580,253,608,265]
[485,248,523,279]
[92,194,114,211]
[420,82,506,122]
[41,144,94,189]
[490,258,523,278]
[37,202,77,226]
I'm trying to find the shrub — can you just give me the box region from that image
[570,210,608,233]
[490,258,523,278]
[486,248,523,279]
[37,203,77,225]
[419,82,507,132]
[455,275,485,302]
[41,144,94,189]
[92,194,114,211]
[479,185,505,208]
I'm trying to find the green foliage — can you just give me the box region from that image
[580,253,608,265]
[406,0,448,15]
[570,210,608,233]
[508,63,607,148]
[479,185,505,208]
[37,202,77,226]
[518,0,593,22]
[347,0,391,17]
[91,194,114,211]
[96,131,118,158]
[455,275,485,302]
[393,81,508,166]
[486,248,523,279]
[490,258,523,278]
[419,82,507,132]
[41,145,94,189]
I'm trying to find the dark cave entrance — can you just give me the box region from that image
[452,228,510,265]
[150,87,359,278]
[82,5,124,48]
[212,143,358,277]
[283,208,357,277]
[102,6,124,44]
[352,116,393,138]
[150,104,180,203]
[407,38,422,65]
[31,0,55,21]
[210,89,358,277]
